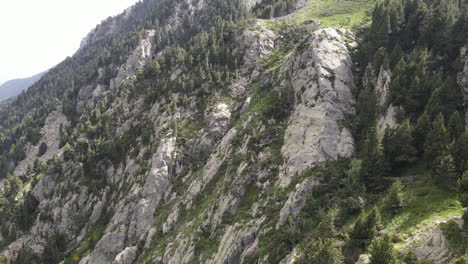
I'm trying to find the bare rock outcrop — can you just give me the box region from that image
[278,28,356,187]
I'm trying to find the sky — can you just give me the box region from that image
[0,0,141,85]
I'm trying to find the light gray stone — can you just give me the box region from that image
[278,28,356,187]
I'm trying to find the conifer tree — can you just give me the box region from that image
[355,86,377,144]
[457,171,468,207]
[369,234,398,264]
[385,179,404,213]
[317,209,338,238]
[299,238,344,264]
[434,154,458,186]
[382,120,416,172]
[388,58,407,106]
[447,111,465,141]
[360,125,384,192]
[424,113,449,169]
[350,207,382,248]
[413,113,431,154]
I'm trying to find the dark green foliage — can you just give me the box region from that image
[440,220,468,256]
[360,125,384,192]
[38,142,48,157]
[401,250,419,264]
[41,233,68,264]
[354,85,377,146]
[457,171,468,207]
[16,192,39,231]
[384,179,404,213]
[369,234,398,264]
[299,238,344,264]
[12,249,40,264]
[259,225,299,263]
[452,132,468,175]
[452,256,468,264]
[350,207,382,248]
[382,120,416,173]
[387,49,435,117]
[424,113,450,169]
[448,111,465,141]
[252,0,300,18]
[427,77,463,120]
[317,209,338,238]
[434,154,458,186]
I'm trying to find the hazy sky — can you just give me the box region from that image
[0,0,141,85]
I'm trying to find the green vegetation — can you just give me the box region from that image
[368,234,399,264]
[384,180,462,239]
[440,220,467,256]
[298,238,344,264]
[64,218,108,264]
[293,0,374,29]
[1,0,467,263]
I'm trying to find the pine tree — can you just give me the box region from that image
[299,238,344,264]
[452,132,468,175]
[350,207,382,248]
[38,142,48,157]
[382,120,416,172]
[457,171,468,207]
[388,58,408,106]
[317,209,338,238]
[389,42,403,69]
[424,113,449,169]
[447,111,465,141]
[413,113,431,154]
[434,154,458,186]
[385,179,404,213]
[369,234,398,264]
[360,125,384,192]
[355,86,377,144]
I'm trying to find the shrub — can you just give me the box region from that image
[38,142,48,157]
[384,179,404,213]
[299,238,344,264]
[350,207,382,248]
[369,235,398,264]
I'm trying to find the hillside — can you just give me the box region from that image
[0,0,467,264]
[0,71,47,101]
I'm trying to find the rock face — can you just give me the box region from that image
[13,110,69,177]
[6,1,462,261]
[240,20,276,68]
[278,28,356,187]
[84,136,176,264]
[404,218,463,264]
[374,66,399,132]
[276,178,318,228]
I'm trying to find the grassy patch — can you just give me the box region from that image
[174,118,203,146]
[383,180,463,240]
[440,220,467,256]
[64,218,108,264]
[267,0,375,31]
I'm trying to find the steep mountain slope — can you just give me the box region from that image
[0,72,47,101]
[0,0,466,264]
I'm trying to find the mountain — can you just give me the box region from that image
[0,71,47,101]
[0,0,467,264]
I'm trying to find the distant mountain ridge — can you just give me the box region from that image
[0,71,47,100]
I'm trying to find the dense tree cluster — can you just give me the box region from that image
[354,0,468,193]
[252,0,300,18]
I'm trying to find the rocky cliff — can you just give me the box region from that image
[0,0,466,264]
